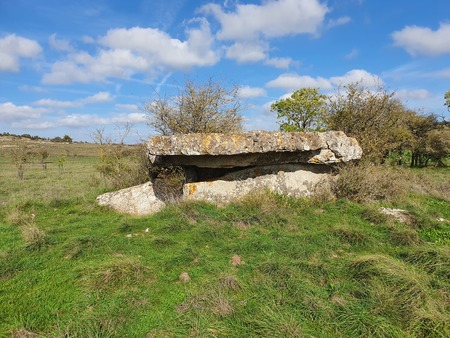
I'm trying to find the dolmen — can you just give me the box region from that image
[97,131,362,215]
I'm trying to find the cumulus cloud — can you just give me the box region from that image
[237,86,267,98]
[392,22,450,56]
[49,33,74,52]
[396,89,432,101]
[225,41,268,63]
[344,48,359,60]
[115,104,140,112]
[34,92,114,108]
[43,21,219,84]
[0,34,42,72]
[0,102,47,122]
[330,69,382,88]
[266,69,382,91]
[201,0,328,40]
[200,0,328,65]
[264,57,293,69]
[326,16,351,29]
[266,73,332,90]
[53,112,146,128]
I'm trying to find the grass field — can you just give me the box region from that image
[0,140,449,337]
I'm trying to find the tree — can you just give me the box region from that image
[144,78,244,135]
[63,134,73,143]
[8,140,29,179]
[405,113,439,167]
[327,82,412,162]
[271,87,327,132]
[445,90,450,112]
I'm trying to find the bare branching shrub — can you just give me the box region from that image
[144,78,244,135]
[7,140,29,179]
[93,127,149,189]
[38,147,49,170]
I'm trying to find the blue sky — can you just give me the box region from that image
[1,0,449,142]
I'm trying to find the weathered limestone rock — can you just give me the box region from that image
[96,182,165,216]
[148,131,362,168]
[184,164,332,204]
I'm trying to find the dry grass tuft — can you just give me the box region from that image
[179,272,191,283]
[333,164,412,203]
[219,275,241,291]
[9,211,48,250]
[389,227,421,246]
[84,256,151,290]
[332,226,366,245]
[10,329,39,338]
[231,254,245,267]
[21,224,47,249]
[334,163,450,203]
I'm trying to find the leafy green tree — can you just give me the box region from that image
[63,134,73,143]
[144,78,244,135]
[406,113,440,167]
[271,87,327,132]
[445,90,450,112]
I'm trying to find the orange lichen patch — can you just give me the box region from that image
[186,184,197,195]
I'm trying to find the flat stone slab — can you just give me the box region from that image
[184,165,332,204]
[148,131,362,167]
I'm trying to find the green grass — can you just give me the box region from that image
[0,148,449,337]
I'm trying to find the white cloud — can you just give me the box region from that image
[330,69,382,88]
[238,86,267,98]
[115,104,140,112]
[392,22,450,56]
[55,112,146,128]
[34,91,113,108]
[43,22,219,84]
[431,68,450,78]
[266,73,332,90]
[0,102,47,122]
[42,50,149,84]
[201,0,328,40]
[396,89,432,101]
[49,33,73,52]
[264,57,292,69]
[266,69,382,91]
[344,48,359,60]
[19,85,47,93]
[100,21,218,68]
[81,92,114,104]
[326,16,351,29]
[0,34,42,72]
[225,41,268,63]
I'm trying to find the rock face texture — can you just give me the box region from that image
[148,131,362,168]
[96,182,165,215]
[184,164,333,204]
[97,131,362,215]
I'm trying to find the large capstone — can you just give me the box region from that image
[147,130,362,168]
